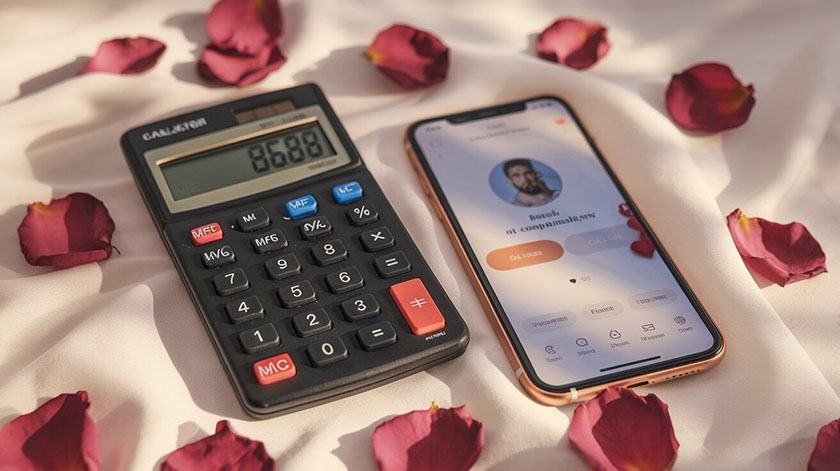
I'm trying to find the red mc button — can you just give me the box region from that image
[253,353,296,385]
[190,222,223,246]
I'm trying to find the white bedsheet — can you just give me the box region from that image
[1,0,839,469]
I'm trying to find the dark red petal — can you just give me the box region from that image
[372,404,484,471]
[198,44,286,87]
[666,62,756,133]
[17,192,115,269]
[0,391,100,470]
[631,233,655,258]
[726,209,827,286]
[569,387,679,471]
[161,420,273,471]
[536,18,609,70]
[809,418,840,471]
[207,0,284,55]
[78,37,166,75]
[365,24,449,89]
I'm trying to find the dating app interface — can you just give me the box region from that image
[415,98,715,387]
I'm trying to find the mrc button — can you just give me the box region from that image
[190,222,223,246]
[253,353,296,385]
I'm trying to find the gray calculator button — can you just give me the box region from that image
[374,251,411,278]
[226,295,264,324]
[346,202,379,226]
[307,337,349,367]
[239,323,280,354]
[213,268,249,296]
[311,239,348,266]
[298,216,332,240]
[340,294,380,321]
[325,267,364,294]
[357,321,397,351]
[292,309,332,337]
[201,245,235,268]
[251,230,287,254]
[236,207,270,232]
[265,253,301,281]
[360,227,395,252]
[277,280,317,308]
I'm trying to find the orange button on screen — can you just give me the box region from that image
[486,240,564,271]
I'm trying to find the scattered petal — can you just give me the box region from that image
[809,418,840,471]
[569,387,678,471]
[618,203,654,258]
[726,209,827,286]
[666,62,755,133]
[207,0,284,55]
[536,18,609,70]
[17,192,116,269]
[198,44,286,87]
[365,24,449,89]
[372,404,483,471]
[161,420,273,471]
[0,391,100,470]
[78,37,166,75]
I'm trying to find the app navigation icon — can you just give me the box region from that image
[609,330,622,340]
[575,337,589,347]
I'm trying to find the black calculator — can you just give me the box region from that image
[120,84,469,417]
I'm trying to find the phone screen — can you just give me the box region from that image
[411,97,721,389]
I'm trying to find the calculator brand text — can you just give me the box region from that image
[142,117,208,141]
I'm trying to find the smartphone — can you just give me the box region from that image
[404,96,725,405]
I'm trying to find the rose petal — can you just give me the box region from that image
[198,44,286,87]
[78,37,166,75]
[372,404,484,471]
[666,62,756,132]
[207,0,284,55]
[365,24,449,89]
[161,420,273,471]
[0,391,100,470]
[17,192,116,269]
[618,204,655,258]
[726,209,827,286]
[536,18,610,70]
[569,387,679,471]
[808,418,840,471]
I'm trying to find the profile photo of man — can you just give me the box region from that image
[503,158,560,207]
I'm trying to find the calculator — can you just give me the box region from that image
[120,84,469,417]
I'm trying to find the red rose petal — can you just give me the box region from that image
[726,209,827,287]
[618,204,655,258]
[569,387,678,471]
[207,0,284,55]
[17,192,116,269]
[372,404,484,471]
[809,418,840,471]
[78,37,166,75]
[198,44,286,87]
[365,24,449,89]
[161,420,273,471]
[666,62,756,133]
[0,391,100,470]
[536,18,610,70]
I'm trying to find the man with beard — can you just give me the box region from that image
[503,158,560,207]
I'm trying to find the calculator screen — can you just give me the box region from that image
[161,122,337,201]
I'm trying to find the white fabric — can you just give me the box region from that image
[1,0,839,469]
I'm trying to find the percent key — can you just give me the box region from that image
[347,203,378,226]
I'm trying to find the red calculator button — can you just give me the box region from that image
[253,353,296,385]
[390,278,445,335]
[191,222,223,246]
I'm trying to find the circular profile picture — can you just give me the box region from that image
[489,158,563,207]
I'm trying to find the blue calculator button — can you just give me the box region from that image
[332,181,363,205]
[285,195,317,219]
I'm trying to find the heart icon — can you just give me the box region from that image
[569,278,577,283]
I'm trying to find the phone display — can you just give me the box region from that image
[410,97,722,390]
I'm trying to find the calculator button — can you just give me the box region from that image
[285,194,317,220]
[191,222,223,246]
[390,278,446,335]
[298,216,332,240]
[325,267,364,294]
[374,251,411,278]
[252,230,287,254]
[292,308,333,337]
[264,253,301,281]
[213,268,250,296]
[311,239,348,266]
[239,323,280,354]
[360,227,395,252]
[341,294,381,321]
[332,181,363,205]
[236,207,270,232]
[346,203,379,226]
[201,245,235,269]
[357,321,397,351]
[226,295,264,324]
[277,280,317,308]
[253,353,296,385]
[307,337,349,367]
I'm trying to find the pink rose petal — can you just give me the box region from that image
[809,418,840,471]
[207,0,284,55]
[161,420,273,471]
[536,18,610,70]
[78,37,166,75]
[726,209,827,286]
[198,44,286,87]
[569,387,679,471]
[0,391,100,470]
[618,203,655,258]
[372,404,484,471]
[666,62,755,133]
[365,24,449,89]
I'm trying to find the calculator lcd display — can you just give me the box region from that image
[160,122,337,201]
